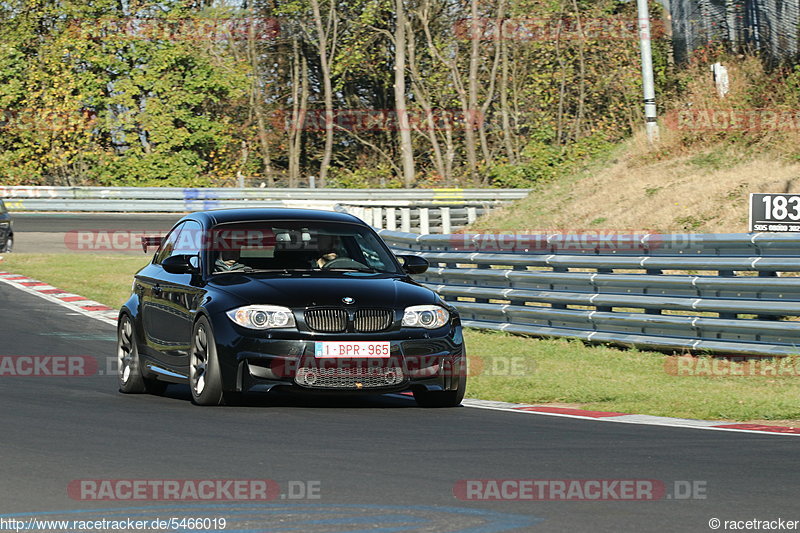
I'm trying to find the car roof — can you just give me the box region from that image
[180,208,363,227]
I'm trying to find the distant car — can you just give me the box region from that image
[118,208,466,407]
[0,200,12,253]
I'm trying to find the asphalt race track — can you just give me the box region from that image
[1,281,799,532]
[11,213,181,253]
[12,213,182,233]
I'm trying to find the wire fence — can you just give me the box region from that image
[671,0,799,64]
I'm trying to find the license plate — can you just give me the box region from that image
[314,341,391,358]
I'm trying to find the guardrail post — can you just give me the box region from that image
[361,207,373,226]
[401,208,411,232]
[372,207,383,229]
[441,207,452,234]
[420,208,430,235]
[386,207,397,230]
[467,206,477,225]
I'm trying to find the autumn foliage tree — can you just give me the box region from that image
[0,0,672,187]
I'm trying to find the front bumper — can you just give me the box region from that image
[210,312,465,395]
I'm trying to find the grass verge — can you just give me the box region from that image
[0,253,149,309]
[2,253,799,423]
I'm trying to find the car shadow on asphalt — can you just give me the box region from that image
[160,384,421,409]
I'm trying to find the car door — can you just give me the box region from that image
[157,220,204,371]
[139,221,201,370]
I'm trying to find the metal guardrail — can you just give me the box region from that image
[0,186,527,234]
[0,186,528,204]
[378,229,800,356]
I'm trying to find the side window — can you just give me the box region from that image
[175,221,201,256]
[154,223,185,265]
[154,221,202,265]
[0,201,6,214]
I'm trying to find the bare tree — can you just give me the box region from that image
[406,12,448,182]
[309,0,338,187]
[288,39,309,187]
[246,23,275,186]
[394,0,416,187]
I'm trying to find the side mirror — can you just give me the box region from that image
[397,254,429,275]
[162,254,199,275]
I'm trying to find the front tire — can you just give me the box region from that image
[190,316,226,406]
[413,358,467,408]
[2,234,12,253]
[117,314,167,395]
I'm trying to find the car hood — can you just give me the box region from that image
[208,273,439,309]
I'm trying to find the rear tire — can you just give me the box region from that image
[2,234,12,253]
[190,316,225,406]
[117,314,167,395]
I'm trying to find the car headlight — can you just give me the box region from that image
[402,305,450,329]
[226,305,296,329]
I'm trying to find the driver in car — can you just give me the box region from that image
[315,234,340,268]
[215,249,246,272]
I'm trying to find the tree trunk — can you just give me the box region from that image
[406,15,446,182]
[310,0,335,188]
[394,0,416,187]
[500,26,516,164]
[465,0,481,183]
[244,16,274,186]
[288,39,308,187]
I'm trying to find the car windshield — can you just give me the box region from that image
[209,221,401,275]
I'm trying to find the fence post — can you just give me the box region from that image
[441,207,452,234]
[467,206,477,225]
[361,207,373,226]
[401,208,411,232]
[420,208,430,234]
[386,207,397,230]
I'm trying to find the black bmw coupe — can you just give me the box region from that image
[118,208,466,407]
